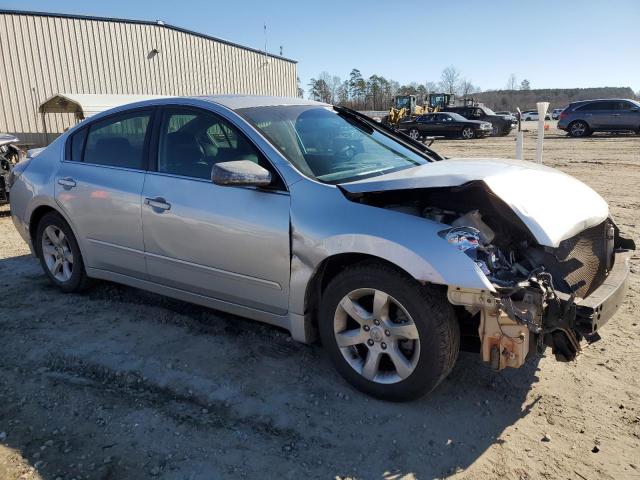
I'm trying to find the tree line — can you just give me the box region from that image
[304,66,481,111]
[303,69,638,112]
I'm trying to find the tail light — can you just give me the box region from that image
[559,110,568,120]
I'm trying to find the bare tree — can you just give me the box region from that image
[425,81,438,93]
[506,73,518,91]
[520,79,531,90]
[440,66,461,94]
[459,79,477,97]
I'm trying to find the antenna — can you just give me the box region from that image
[263,23,269,63]
[279,45,283,56]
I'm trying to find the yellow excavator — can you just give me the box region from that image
[385,93,455,127]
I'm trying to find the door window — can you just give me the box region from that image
[83,111,151,169]
[156,108,279,185]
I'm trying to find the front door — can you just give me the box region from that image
[55,109,152,277]
[141,107,291,314]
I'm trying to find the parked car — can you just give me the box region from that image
[9,96,634,401]
[551,108,564,120]
[441,105,515,136]
[557,99,640,137]
[494,111,513,116]
[398,112,493,140]
[521,111,551,121]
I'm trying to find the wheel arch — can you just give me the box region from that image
[302,252,424,338]
[28,204,80,258]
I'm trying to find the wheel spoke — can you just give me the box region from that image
[388,345,413,379]
[45,227,59,245]
[62,261,72,279]
[339,297,371,325]
[335,328,365,347]
[57,230,66,245]
[389,322,419,340]
[52,259,63,276]
[372,290,390,321]
[361,349,381,380]
[42,244,56,257]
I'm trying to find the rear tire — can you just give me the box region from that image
[568,120,590,138]
[319,261,460,401]
[408,128,421,140]
[35,212,89,293]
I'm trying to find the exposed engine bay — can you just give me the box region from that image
[347,181,635,369]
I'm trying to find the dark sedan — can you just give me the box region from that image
[398,112,493,140]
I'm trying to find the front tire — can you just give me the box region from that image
[461,127,475,139]
[36,212,89,293]
[319,262,460,401]
[568,120,590,137]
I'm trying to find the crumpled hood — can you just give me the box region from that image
[340,158,609,247]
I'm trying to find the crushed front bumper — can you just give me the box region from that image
[574,250,631,336]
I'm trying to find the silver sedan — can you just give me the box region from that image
[9,96,633,400]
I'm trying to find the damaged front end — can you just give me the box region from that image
[349,181,635,370]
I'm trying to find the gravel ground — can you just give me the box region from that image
[0,123,639,480]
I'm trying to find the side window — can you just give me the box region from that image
[68,127,88,161]
[83,111,151,169]
[157,108,282,187]
[615,101,634,111]
[580,102,614,111]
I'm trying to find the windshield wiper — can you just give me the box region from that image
[333,106,444,162]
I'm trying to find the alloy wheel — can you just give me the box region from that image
[333,288,420,384]
[462,127,474,139]
[409,129,420,140]
[41,225,74,282]
[570,121,587,137]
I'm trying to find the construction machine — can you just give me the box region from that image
[385,93,455,127]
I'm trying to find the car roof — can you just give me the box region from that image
[569,98,634,106]
[197,95,327,110]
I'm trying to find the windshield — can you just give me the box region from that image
[237,105,428,183]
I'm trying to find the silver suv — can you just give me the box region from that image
[9,96,634,400]
[557,98,640,137]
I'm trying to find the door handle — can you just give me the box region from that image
[611,113,620,116]
[584,114,592,116]
[57,177,76,188]
[144,197,171,211]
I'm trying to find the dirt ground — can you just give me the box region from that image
[1,123,639,480]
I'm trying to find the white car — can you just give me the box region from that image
[521,111,551,121]
[551,108,564,120]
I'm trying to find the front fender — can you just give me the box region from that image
[288,181,495,316]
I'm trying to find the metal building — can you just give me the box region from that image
[0,9,298,146]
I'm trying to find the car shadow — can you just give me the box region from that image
[0,252,542,480]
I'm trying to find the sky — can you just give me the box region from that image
[3,0,640,94]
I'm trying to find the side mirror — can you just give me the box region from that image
[211,160,272,187]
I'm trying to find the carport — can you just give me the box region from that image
[38,93,169,143]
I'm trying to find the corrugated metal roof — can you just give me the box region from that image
[0,8,297,64]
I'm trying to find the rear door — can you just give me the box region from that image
[416,114,437,135]
[140,106,291,314]
[55,109,153,277]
